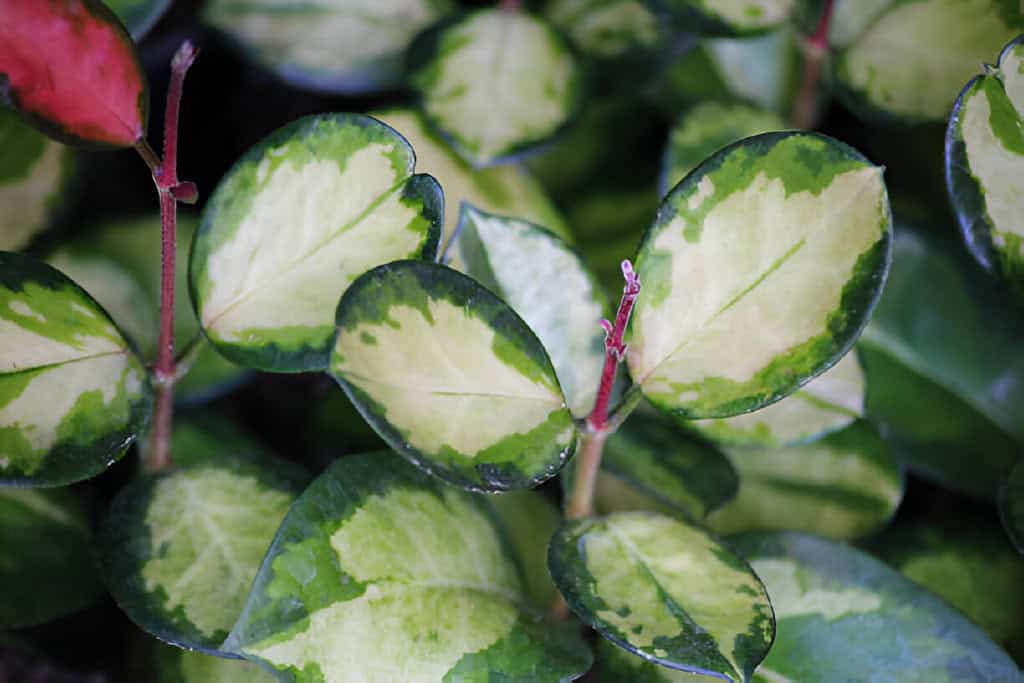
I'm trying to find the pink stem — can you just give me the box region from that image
[791,0,835,130]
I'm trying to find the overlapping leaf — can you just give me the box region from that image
[106,0,172,39]
[653,0,795,36]
[155,644,276,683]
[1001,462,1024,553]
[547,0,663,60]
[189,113,442,372]
[490,490,562,610]
[330,260,575,491]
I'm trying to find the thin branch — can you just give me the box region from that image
[791,0,835,130]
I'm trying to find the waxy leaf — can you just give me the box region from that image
[946,34,1024,291]
[202,0,451,94]
[97,452,309,653]
[549,511,774,681]
[190,113,442,372]
[590,639,714,682]
[660,102,784,197]
[0,108,74,251]
[331,260,575,492]
[490,490,561,610]
[446,205,606,416]
[105,0,172,39]
[834,0,1022,122]
[156,645,276,683]
[1001,462,1024,553]
[705,421,903,540]
[410,9,582,167]
[628,132,891,419]
[655,0,795,36]
[0,0,148,147]
[688,351,865,448]
[0,252,151,486]
[547,0,662,60]
[0,488,103,628]
[730,532,1022,682]
[224,453,593,682]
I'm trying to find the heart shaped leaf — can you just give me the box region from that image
[190,113,442,372]
[330,260,575,491]
[627,132,891,419]
[655,0,795,37]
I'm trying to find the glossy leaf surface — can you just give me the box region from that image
[656,0,795,36]
[331,260,575,492]
[155,644,276,683]
[1001,462,1024,553]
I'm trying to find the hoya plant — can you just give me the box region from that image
[1,0,1023,681]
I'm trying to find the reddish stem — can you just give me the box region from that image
[791,0,835,130]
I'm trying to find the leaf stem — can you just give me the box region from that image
[790,0,835,129]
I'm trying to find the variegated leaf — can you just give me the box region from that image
[655,0,795,36]
[375,109,572,246]
[627,132,891,419]
[0,252,151,486]
[410,8,582,167]
[202,0,451,94]
[224,452,593,682]
[687,351,865,448]
[590,639,715,682]
[730,532,1022,682]
[705,421,903,540]
[0,108,74,252]
[330,260,575,491]
[446,205,605,416]
[106,0,172,38]
[546,0,662,60]
[834,0,1022,122]
[190,113,442,372]
[827,0,894,49]
[155,644,276,683]
[0,488,103,628]
[490,490,561,610]
[549,511,774,681]
[97,450,309,653]
[1001,462,1024,553]
[946,34,1024,291]
[660,102,785,197]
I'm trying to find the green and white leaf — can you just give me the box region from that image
[730,532,1022,682]
[661,102,785,197]
[0,108,74,252]
[375,109,573,246]
[546,0,661,59]
[590,638,724,682]
[627,132,892,419]
[190,113,442,372]
[490,490,561,610]
[170,415,275,467]
[705,421,903,540]
[549,511,774,681]
[106,0,172,38]
[687,350,865,448]
[827,0,894,49]
[331,260,575,491]
[859,227,1024,497]
[224,452,592,682]
[0,251,151,486]
[410,9,581,167]
[202,0,452,94]
[0,488,103,628]
[155,644,277,683]
[446,204,605,416]
[656,0,795,36]
[946,34,1024,290]
[834,0,1022,122]
[97,453,309,652]
[1001,462,1024,553]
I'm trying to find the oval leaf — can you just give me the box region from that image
[627,132,892,419]
[447,204,606,416]
[827,0,894,49]
[202,0,451,94]
[490,490,562,610]
[190,113,442,372]
[947,34,1024,291]
[105,0,172,39]
[656,0,795,36]
[410,9,582,167]
[705,421,903,540]
[546,0,662,60]
[0,0,147,147]
[1001,462,1024,553]
[330,260,575,491]
[224,452,593,682]
[156,644,277,683]
[834,0,1022,122]
[0,251,151,486]
[549,511,774,681]
[97,452,309,653]
[730,532,1021,682]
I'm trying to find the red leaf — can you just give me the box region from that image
[0,0,148,148]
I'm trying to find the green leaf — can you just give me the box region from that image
[546,0,662,60]
[0,108,75,252]
[655,0,796,36]
[1001,462,1024,553]
[827,0,894,49]
[0,488,104,628]
[202,0,452,94]
[190,113,442,373]
[410,9,582,167]
[834,0,1022,122]
[155,644,277,683]
[105,0,172,39]
[628,132,892,419]
[490,490,562,610]
[0,251,151,486]
[946,34,1024,292]
[169,415,276,467]
[859,227,1024,497]
[687,351,865,448]
[446,204,606,416]
[549,511,774,681]
[729,532,1022,682]
[330,260,575,492]
[661,102,785,197]
[590,638,719,682]
[224,452,593,682]
[705,421,903,540]
[97,452,309,653]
